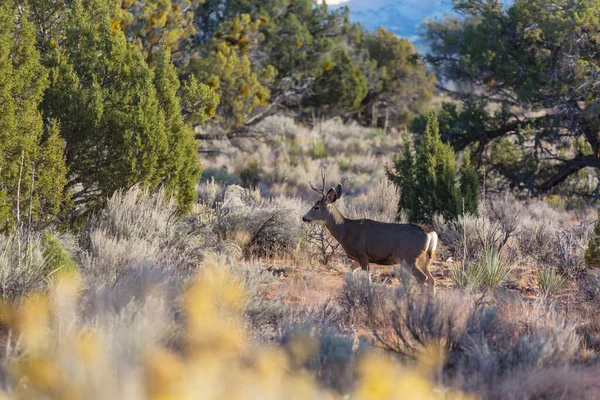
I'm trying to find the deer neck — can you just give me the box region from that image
[325,204,347,242]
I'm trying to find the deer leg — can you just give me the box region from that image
[411,263,428,285]
[414,254,436,293]
[351,256,371,282]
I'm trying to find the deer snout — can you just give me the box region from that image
[302,215,311,222]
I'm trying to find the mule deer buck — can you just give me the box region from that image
[302,172,438,290]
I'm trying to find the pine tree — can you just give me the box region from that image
[0,2,68,230]
[459,153,479,216]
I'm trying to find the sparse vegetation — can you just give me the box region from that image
[2,0,600,397]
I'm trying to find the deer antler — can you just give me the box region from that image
[309,169,326,197]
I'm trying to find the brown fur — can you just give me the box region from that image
[302,184,437,290]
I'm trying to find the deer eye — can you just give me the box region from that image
[314,206,319,210]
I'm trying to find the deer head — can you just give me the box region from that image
[302,170,343,223]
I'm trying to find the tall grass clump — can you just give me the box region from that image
[0,231,47,301]
[537,267,566,298]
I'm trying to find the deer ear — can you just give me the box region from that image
[335,183,343,199]
[326,187,338,203]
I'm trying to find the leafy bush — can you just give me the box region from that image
[42,230,79,275]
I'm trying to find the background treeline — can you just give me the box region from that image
[1,0,434,230]
[4,0,600,232]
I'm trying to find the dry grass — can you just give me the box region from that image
[0,184,598,399]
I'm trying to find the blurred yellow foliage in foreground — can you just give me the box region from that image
[0,268,475,400]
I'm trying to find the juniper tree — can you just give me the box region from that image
[41,0,203,212]
[0,3,68,230]
[153,46,201,211]
[388,112,474,225]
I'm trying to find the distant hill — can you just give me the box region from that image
[330,0,454,50]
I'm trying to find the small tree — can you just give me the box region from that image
[388,111,478,224]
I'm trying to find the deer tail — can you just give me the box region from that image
[426,231,438,266]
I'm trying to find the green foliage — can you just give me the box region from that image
[239,160,262,188]
[459,154,479,215]
[387,136,417,222]
[389,112,462,224]
[364,28,435,124]
[0,2,69,230]
[451,246,512,291]
[180,75,220,127]
[585,219,600,269]
[41,0,200,213]
[309,141,329,160]
[41,230,78,275]
[307,49,368,113]
[120,0,203,62]
[189,14,276,128]
[424,0,600,194]
[153,46,201,211]
[537,267,565,298]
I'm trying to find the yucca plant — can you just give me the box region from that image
[451,245,512,290]
[481,245,512,290]
[449,262,486,288]
[537,267,566,298]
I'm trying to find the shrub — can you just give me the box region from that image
[450,262,486,288]
[0,231,46,301]
[342,178,399,222]
[340,271,376,315]
[585,218,600,268]
[309,140,329,159]
[279,323,359,393]
[228,259,286,326]
[556,222,594,278]
[216,185,305,257]
[301,223,341,265]
[81,186,207,284]
[372,276,462,360]
[42,230,79,275]
[479,245,512,290]
[238,160,262,188]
